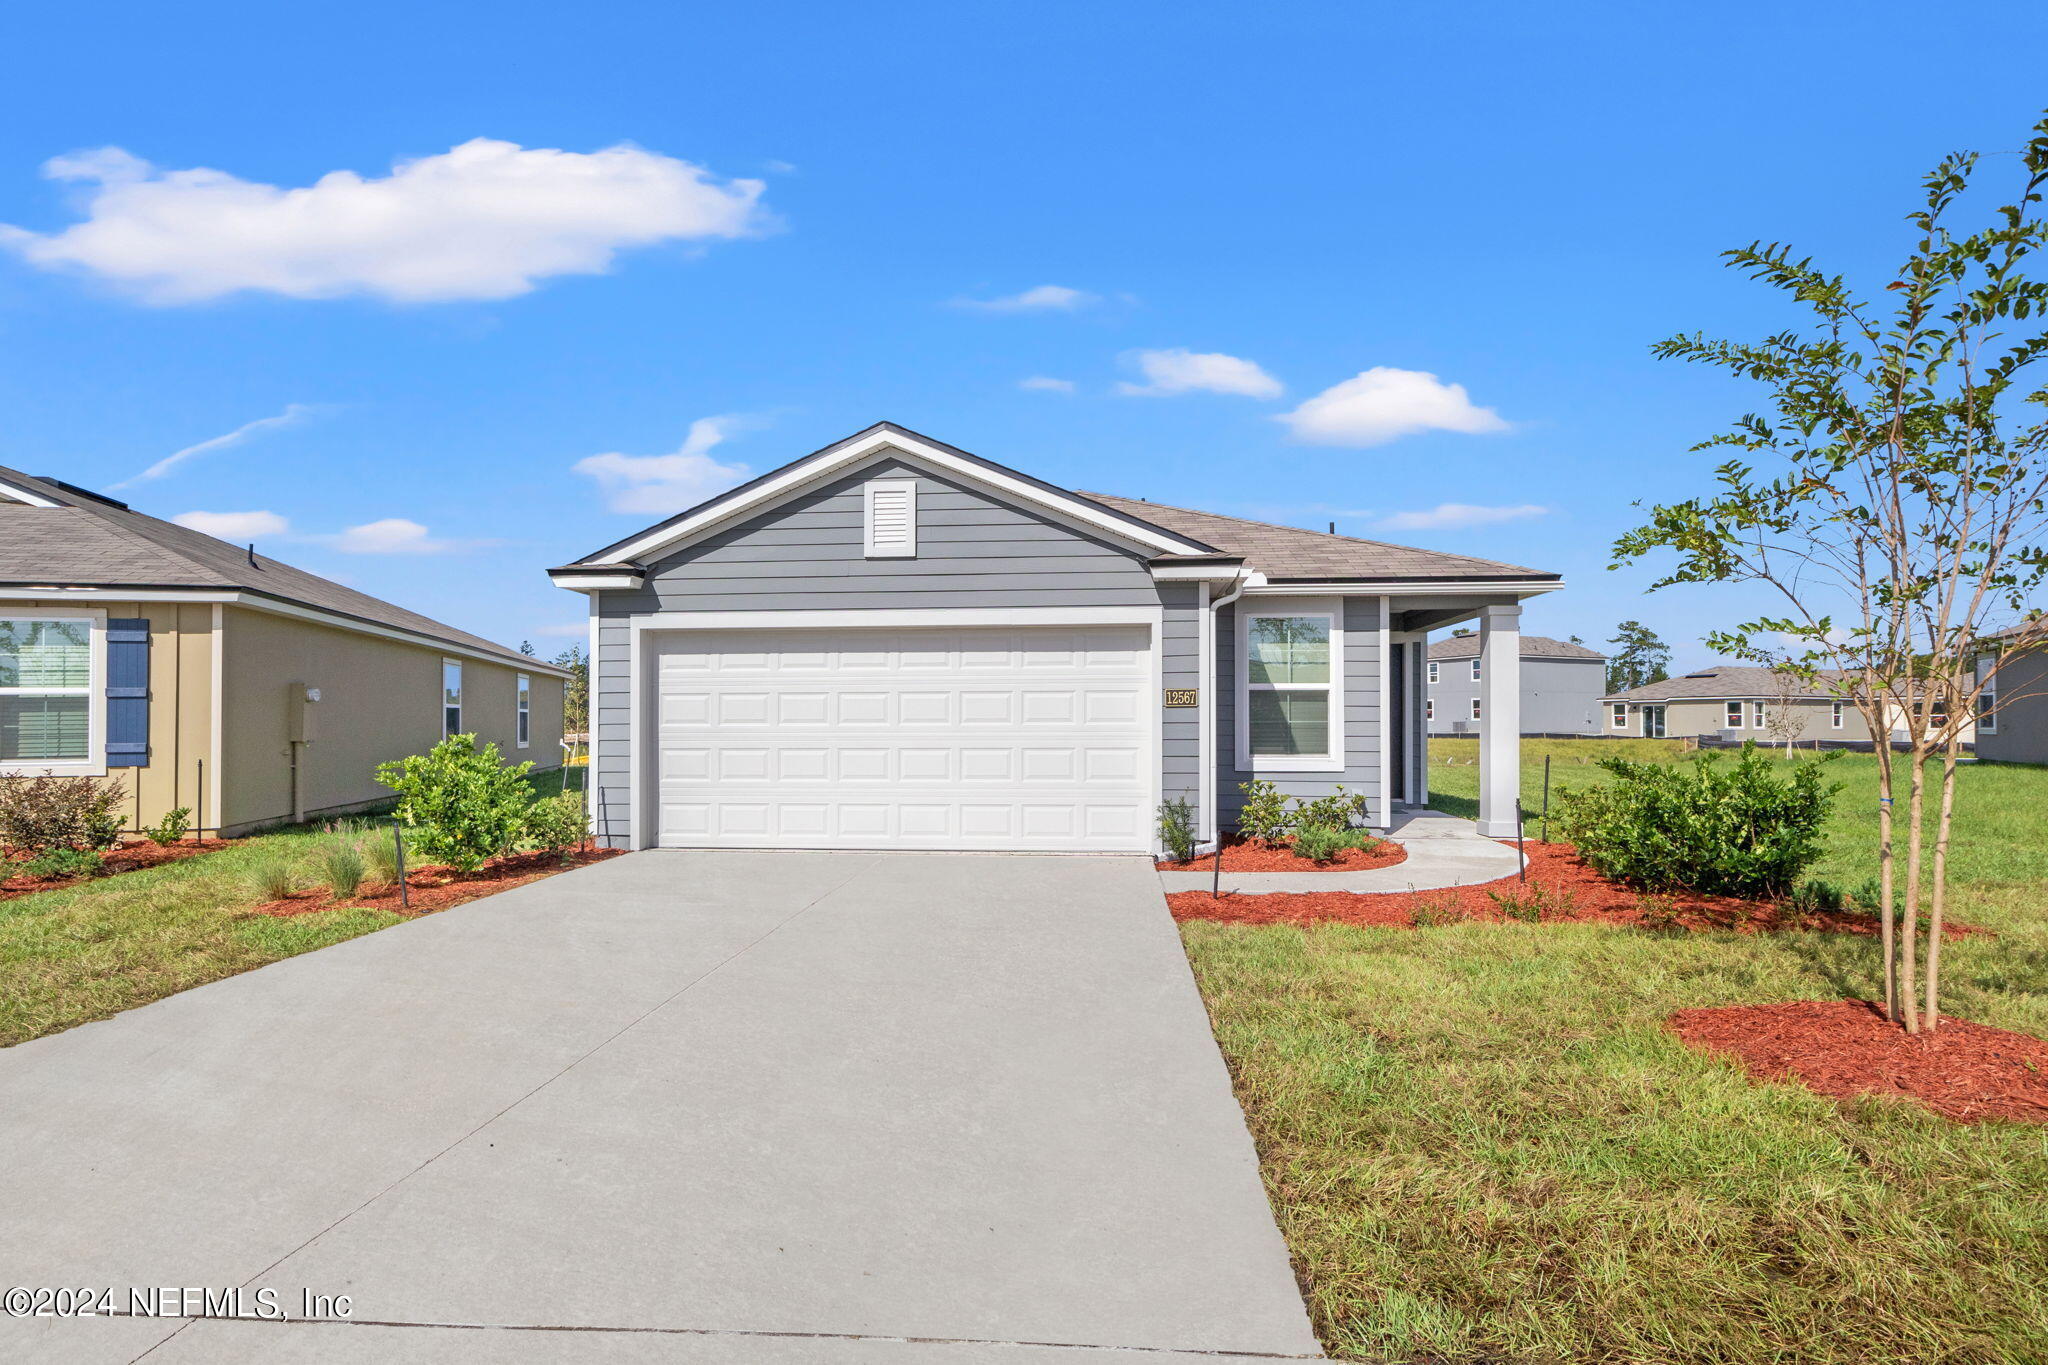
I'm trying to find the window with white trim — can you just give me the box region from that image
[1725,701,1744,729]
[863,479,917,558]
[1427,661,1438,684]
[1831,701,1845,729]
[516,673,531,748]
[1978,689,1996,733]
[1241,611,1337,767]
[1470,658,1482,681]
[1751,701,1766,728]
[1470,697,1482,720]
[1611,703,1628,730]
[1,617,94,767]
[442,660,463,738]
[1425,697,1434,721]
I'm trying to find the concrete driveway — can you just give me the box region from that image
[0,852,1321,1363]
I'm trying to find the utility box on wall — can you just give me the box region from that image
[287,683,321,743]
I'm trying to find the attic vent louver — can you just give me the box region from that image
[864,478,917,558]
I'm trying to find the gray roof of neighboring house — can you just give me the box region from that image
[1078,493,1559,583]
[0,465,554,670]
[1429,633,1604,662]
[1602,666,1842,703]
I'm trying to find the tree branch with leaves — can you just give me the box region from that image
[1614,111,2048,1034]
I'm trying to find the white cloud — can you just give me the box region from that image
[1378,503,1547,531]
[170,509,289,540]
[574,414,758,515]
[328,518,458,554]
[0,138,769,304]
[1277,367,1509,447]
[1116,348,1283,399]
[112,403,318,487]
[1018,376,1076,393]
[952,284,1097,313]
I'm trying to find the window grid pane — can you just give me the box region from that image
[1,694,89,761]
[1248,690,1329,756]
[1247,617,1330,685]
[0,620,90,690]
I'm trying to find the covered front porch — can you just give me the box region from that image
[1392,594,1533,839]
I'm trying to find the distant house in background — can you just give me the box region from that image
[0,465,568,837]
[1601,665,1976,747]
[1428,634,1606,736]
[1974,624,2043,764]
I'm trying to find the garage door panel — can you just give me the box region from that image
[654,625,1151,851]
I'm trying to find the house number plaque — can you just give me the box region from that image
[1162,688,1199,707]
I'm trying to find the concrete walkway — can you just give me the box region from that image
[0,852,1320,1364]
[1157,810,1523,894]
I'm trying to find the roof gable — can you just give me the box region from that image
[565,422,1217,568]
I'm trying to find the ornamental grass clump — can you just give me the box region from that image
[1554,743,1837,899]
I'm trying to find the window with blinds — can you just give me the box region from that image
[0,618,92,763]
[863,478,918,558]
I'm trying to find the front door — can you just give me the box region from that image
[1642,705,1666,738]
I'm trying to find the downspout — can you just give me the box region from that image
[1207,570,1257,847]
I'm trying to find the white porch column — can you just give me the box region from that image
[1476,602,1522,837]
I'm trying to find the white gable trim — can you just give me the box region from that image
[586,430,1211,566]
[0,475,63,507]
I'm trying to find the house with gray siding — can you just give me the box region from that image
[1427,634,1605,736]
[1973,623,2046,764]
[550,423,1561,851]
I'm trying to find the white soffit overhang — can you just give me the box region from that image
[584,431,1214,567]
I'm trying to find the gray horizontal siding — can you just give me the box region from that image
[1161,582,1202,817]
[1427,652,1606,736]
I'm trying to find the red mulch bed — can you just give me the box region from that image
[1157,836,1408,873]
[1168,840,1984,937]
[249,845,623,918]
[1670,999,2048,1125]
[1,838,229,901]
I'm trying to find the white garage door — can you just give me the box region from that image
[652,624,1154,851]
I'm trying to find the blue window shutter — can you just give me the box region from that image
[105,619,150,768]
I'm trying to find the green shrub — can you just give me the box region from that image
[1487,883,1574,922]
[1156,795,1197,863]
[1290,825,1381,864]
[1787,878,1844,916]
[21,847,105,881]
[0,773,126,855]
[375,734,534,874]
[319,838,367,899]
[1235,780,1292,844]
[1552,743,1838,898]
[521,791,590,864]
[1292,786,1370,831]
[1410,899,1467,928]
[140,806,192,845]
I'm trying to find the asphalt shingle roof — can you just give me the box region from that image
[1429,633,1604,661]
[1078,493,1559,583]
[0,467,551,669]
[1603,666,1839,703]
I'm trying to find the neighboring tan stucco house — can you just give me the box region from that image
[1427,633,1606,736]
[549,423,1564,851]
[1603,665,1875,743]
[1,465,567,837]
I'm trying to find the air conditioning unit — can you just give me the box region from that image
[1451,720,1477,736]
[1717,729,1742,743]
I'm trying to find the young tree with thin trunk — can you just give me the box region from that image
[1615,111,2048,1034]
[1762,669,1812,756]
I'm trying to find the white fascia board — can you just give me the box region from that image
[549,571,646,593]
[589,431,1212,566]
[1245,579,1564,596]
[627,606,1162,633]
[0,587,240,603]
[0,476,63,507]
[1149,562,1248,582]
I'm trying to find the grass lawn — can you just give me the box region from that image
[1184,739,2048,1364]
[0,765,584,1049]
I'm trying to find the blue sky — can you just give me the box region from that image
[4,2,2045,668]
